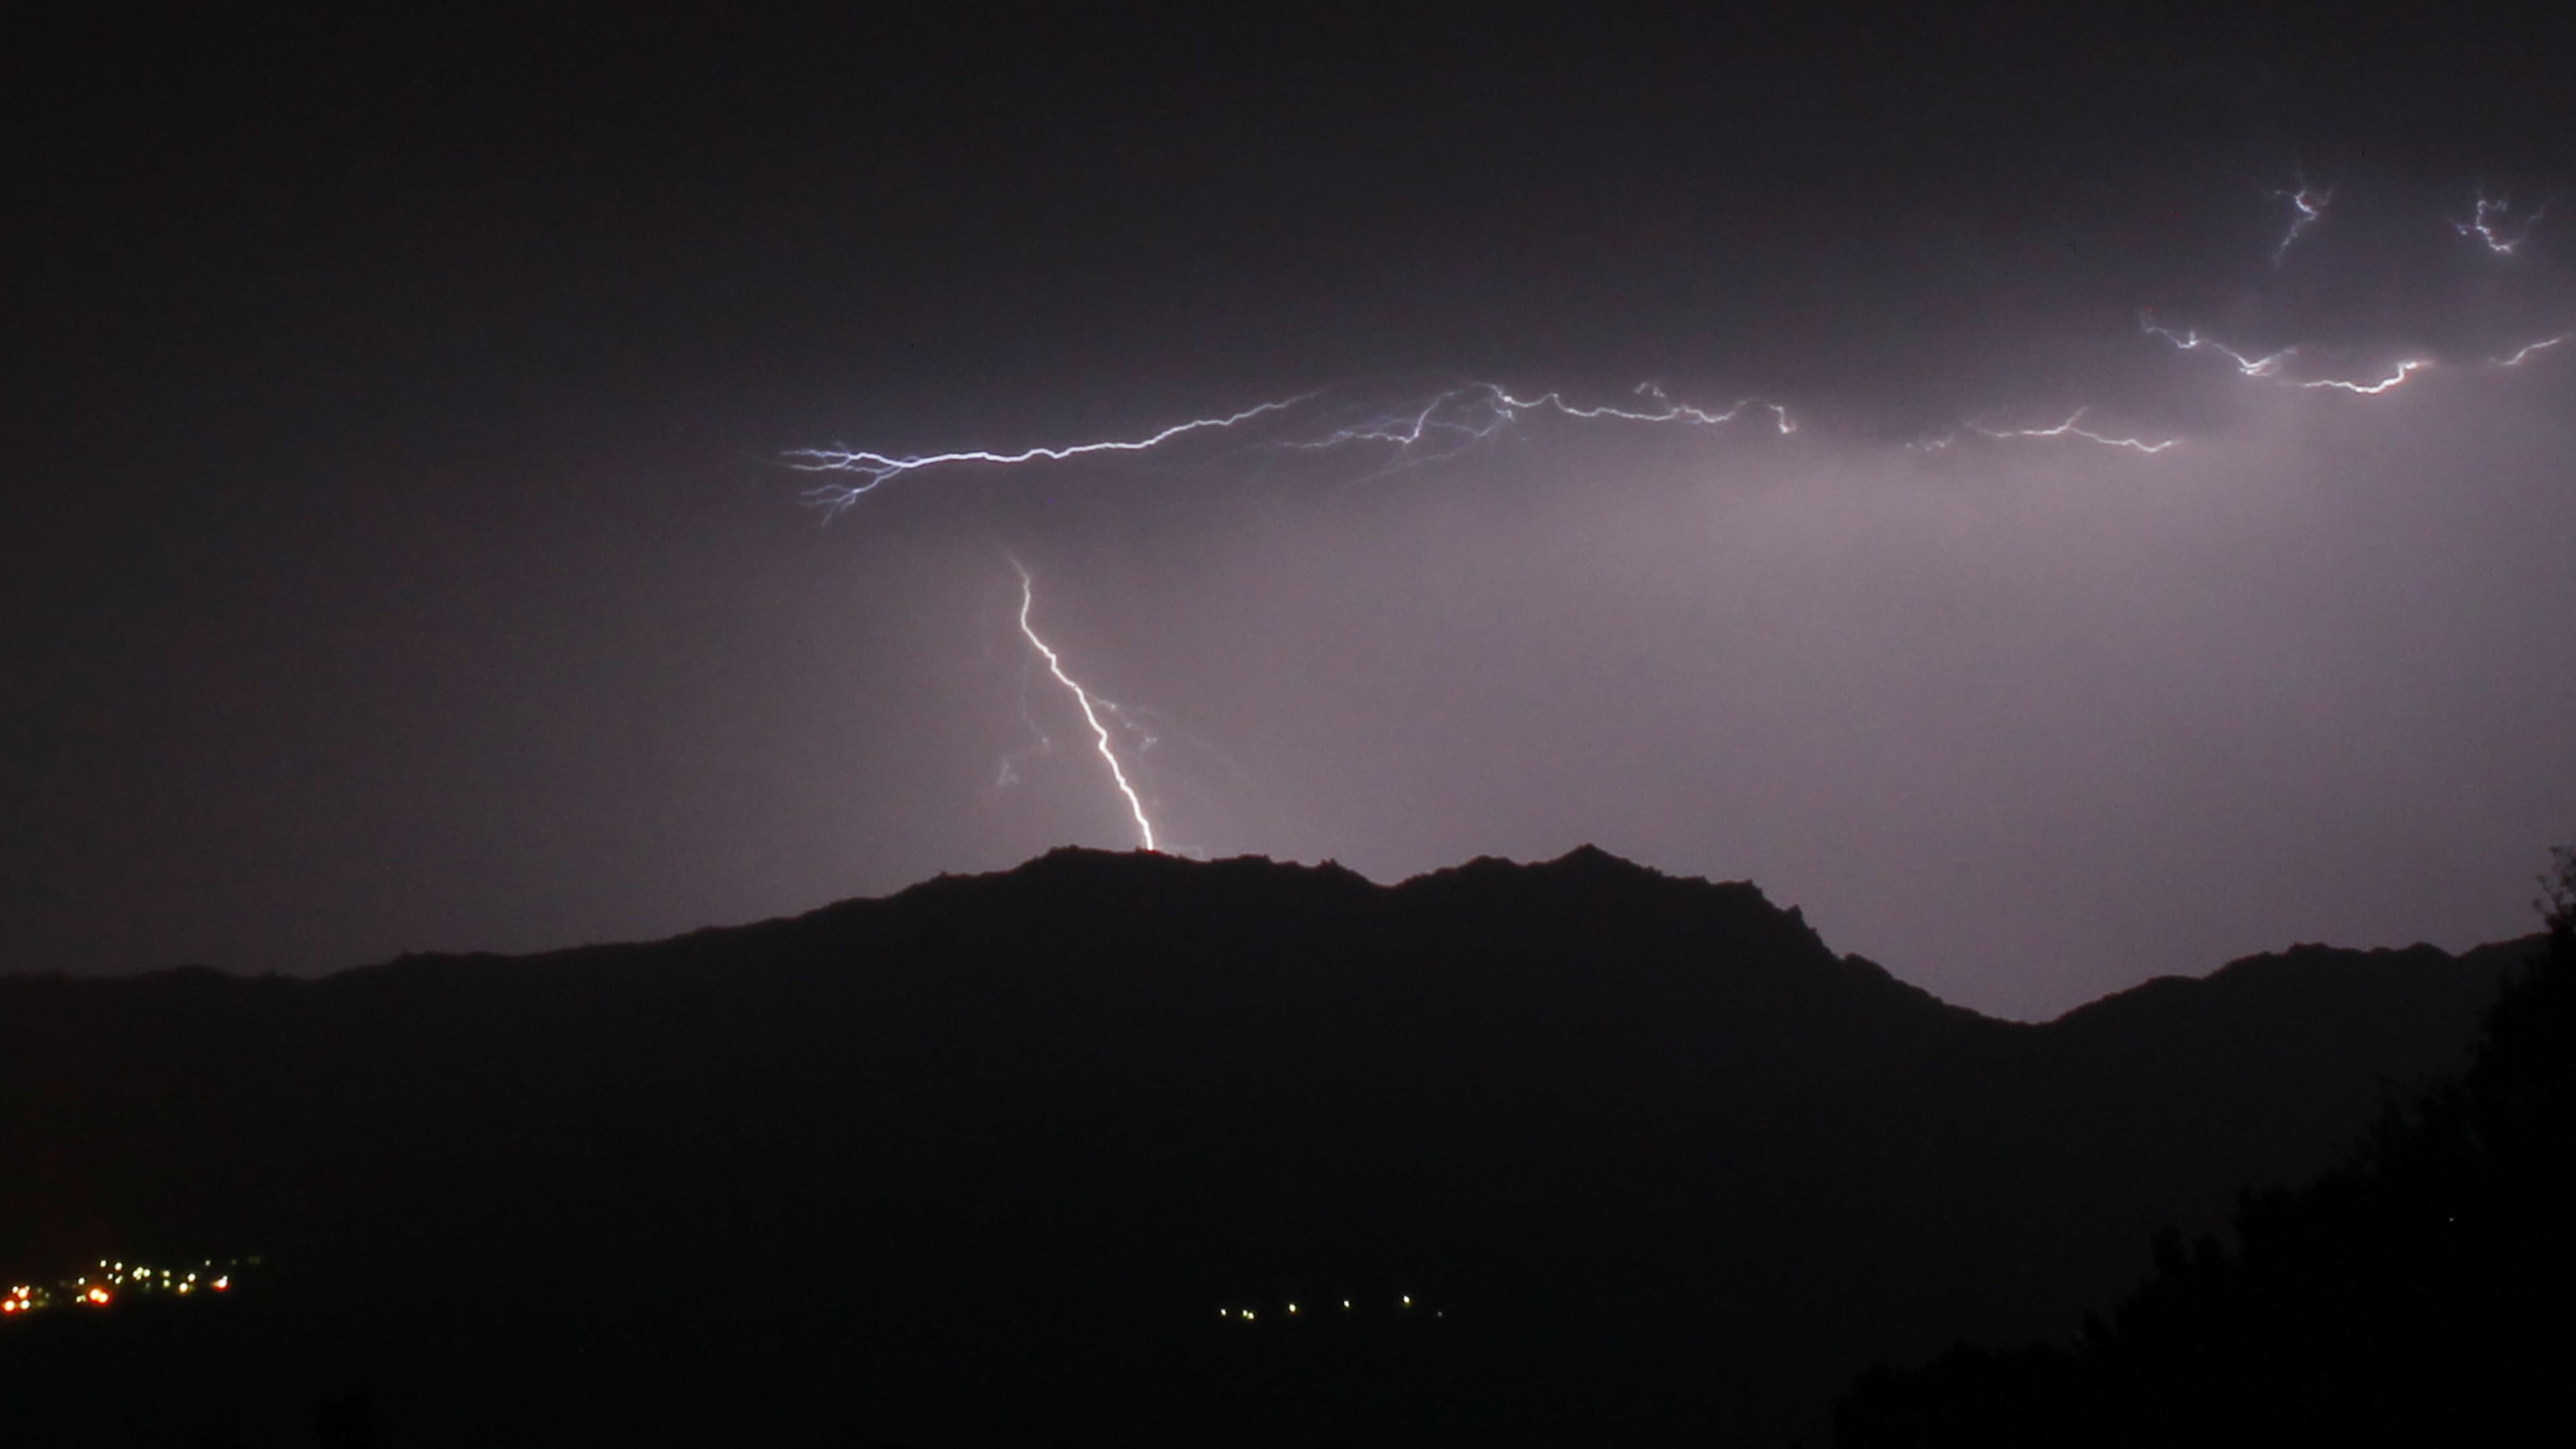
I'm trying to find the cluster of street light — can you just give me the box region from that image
[1217,1293,1442,1323]
[0,1257,253,1321]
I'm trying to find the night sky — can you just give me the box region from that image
[9,8,2573,1018]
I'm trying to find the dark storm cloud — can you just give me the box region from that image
[5,8,2571,1016]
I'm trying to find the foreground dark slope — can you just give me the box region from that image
[0,849,2531,1444]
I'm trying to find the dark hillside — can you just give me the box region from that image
[0,849,2531,1444]
[1834,874,2576,1444]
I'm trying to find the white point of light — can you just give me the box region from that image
[1012,558,1157,852]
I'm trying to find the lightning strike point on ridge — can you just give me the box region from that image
[1009,557,1158,853]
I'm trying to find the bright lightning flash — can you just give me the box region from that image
[1010,557,1156,852]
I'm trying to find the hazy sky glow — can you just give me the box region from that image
[8,10,2573,1016]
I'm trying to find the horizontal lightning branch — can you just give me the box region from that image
[787,380,1793,510]
[1965,410,2181,454]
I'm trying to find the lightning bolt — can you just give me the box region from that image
[2456,190,2545,255]
[1964,410,2181,454]
[1009,556,1156,852]
[2142,313,2447,397]
[789,395,1316,516]
[2138,312,2295,377]
[792,176,2571,867]
[2494,333,2573,367]
[2270,177,2331,267]
[791,179,2556,525]
[789,380,1792,508]
[2296,359,2430,395]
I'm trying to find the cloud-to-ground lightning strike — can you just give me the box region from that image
[1009,556,1157,852]
[2456,190,2545,255]
[2270,178,2332,267]
[791,177,2571,860]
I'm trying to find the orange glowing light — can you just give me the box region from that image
[2,1300,19,1314]
[84,1287,110,1305]
[211,1277,229,1291]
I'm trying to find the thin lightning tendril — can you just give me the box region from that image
[2494,333,2573,367]
[1964,410,2180,454]
[1011,557,1156,852]
[789,380,1792,506]
[789,396,1315,517]
[2139,312,2295,377]
[2297,360,2429,395]
[2456,190,2545,256]
[2270,178,2332,267]
[2143,312,2439,397]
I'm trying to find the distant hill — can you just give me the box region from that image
[1834,872,2576,1445]
[0,848,2537,1446]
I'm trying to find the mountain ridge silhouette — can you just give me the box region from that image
[0,846,2539,1444]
